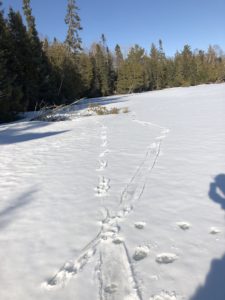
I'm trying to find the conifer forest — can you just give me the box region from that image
[0,0,224,122]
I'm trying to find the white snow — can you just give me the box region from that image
[149,290,178,300]
[0,83,225,300]
[133,245,150,261]
[134,221,146,229]
[176,222,191,230]
[209,227,221,235]
[155,253,178,264]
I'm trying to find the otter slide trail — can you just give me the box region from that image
[0,84,225,300]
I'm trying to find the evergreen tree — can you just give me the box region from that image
[90,38,113,97]
[23,0,53,109]
[117,45,145,93]
[157,39,168,89]
[1,0,225,122]
[194,50,208,84]
[181,45,195,85]
[95,43,110,96]
[78,52,93,96]
[0,6,32,122]
[22,0,39,40]
[7,8,31,111]
[114,44,124,90]
[115,44,124,70]
[65,0,82,53]
[166,58,176,87]
[100,35,115,95]
[0,2,13,122]
[106,46,115,94]
[46,41,82,102]
[149,43,159,89]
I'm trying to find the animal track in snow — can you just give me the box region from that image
[101,134,107,140]
[104,283,118,294]
[134,222,146,229]
[99,238,142,300]
[43,117,169,299]
[176,222,191,230]
[99,149,110,158]
[133,246,150,261]
[150,142,157,149]
[96,159,108,171]
[156,135,166,141]
[101,140,108,147]
[161,129,170,134]
[210,227,221,234]
[150,275,159,281]
[112,236,124,244]
[156,253,178,264]
[95,176,110,196]
[149,291,177,300]
[43,247,97,289]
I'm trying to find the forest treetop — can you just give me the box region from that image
[0,0,224,122]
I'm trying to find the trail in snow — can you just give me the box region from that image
[98,239,142,300]
[43,114,170,299]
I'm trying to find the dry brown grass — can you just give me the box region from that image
[88,103,130,116]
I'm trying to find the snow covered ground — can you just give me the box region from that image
[0,83,225,300]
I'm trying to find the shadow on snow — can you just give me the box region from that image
[191,174,225,300]
[0,121,69,145]
[0,189,36,229]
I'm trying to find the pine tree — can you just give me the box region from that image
[0,6,30,122]
[89,38,114,97]
[46,41,82,102]
[95,43,110,96]
[106,46,115,94]
[7,8,31,111]
[157,39,167,89]
[166,58,176,87]
[149,43,159,89]
[181,45,194,85]
[0,2,13,122]
[115,44,124,70]
[194,50,207,84]
[22,0,38,39]
[78,52,93,96]
[114,44,124,90]
[65,0,82,53]
[22,0,53,109]
[117,45,145,94]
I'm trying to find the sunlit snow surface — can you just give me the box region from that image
[0,84,225,300]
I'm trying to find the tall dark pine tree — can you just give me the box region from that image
[0,2,12,122]
[23,0,53,109]
[115,44,124,70]
[65,0,82,53]
[0,4,29,122]
[7,8,31,112]
[22,0,38,39]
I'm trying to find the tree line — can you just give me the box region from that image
[0,0,225,122]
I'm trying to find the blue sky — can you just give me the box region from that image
[2,0,225,56]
